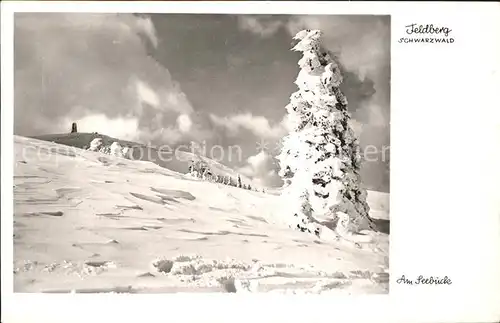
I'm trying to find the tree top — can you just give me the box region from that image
[292,29,323,52]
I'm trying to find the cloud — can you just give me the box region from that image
[164,85,195,114]
[139,126,184,146]
[133,15,159,48]
[14,13,195,146]
[135,79,160,107]
[61,113,140,141]
[367,104,386,127]
[135,112,213,146]
[237,16,285,38]
[209,113,287,139]
[15,13,159,43]
[177,114,193,133]
[237,15,390,133]
[286,16,389,78]
[226,53,247,69]
[237,165,254,177]
[248,150,269,168]
[237,150,282,187]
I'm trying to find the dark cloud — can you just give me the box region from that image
[14,13,198,143]
[238,151,283,187]
[341,70,377,118]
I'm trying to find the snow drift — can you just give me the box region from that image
[13,135,389,293]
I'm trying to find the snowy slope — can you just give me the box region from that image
[32,132,262,190]
[13,135,389,294]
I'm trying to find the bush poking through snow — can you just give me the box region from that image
[234,278,259,293]
[152,259,174,274]
[187,159,255,191]
[218,276,237,293]
[86,138,132,160]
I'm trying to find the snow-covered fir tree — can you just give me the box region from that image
[277,29,375,235]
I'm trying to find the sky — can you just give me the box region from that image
[14,13,390,192]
